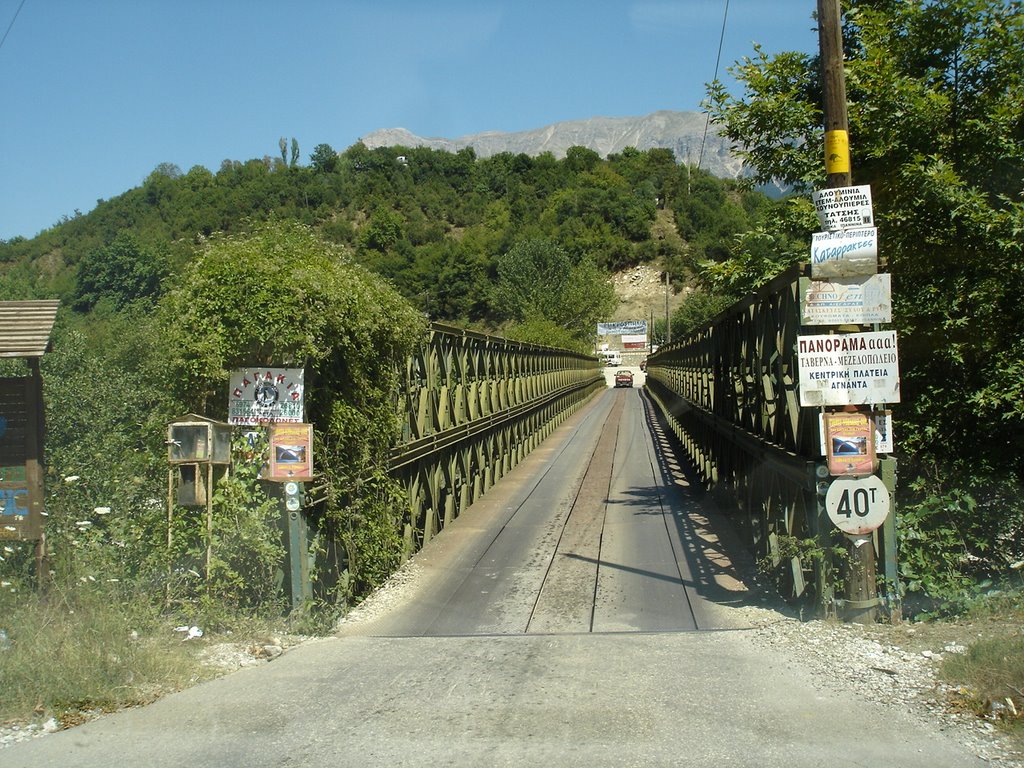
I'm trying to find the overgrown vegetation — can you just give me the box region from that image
[706,0,1024,611]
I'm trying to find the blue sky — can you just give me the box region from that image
[0,1,819,241]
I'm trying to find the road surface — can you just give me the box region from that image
[4,383,988,767]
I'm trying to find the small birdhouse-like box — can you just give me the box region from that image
[167,415,232,465]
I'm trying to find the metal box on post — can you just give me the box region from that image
[167,416,232,466]
[167,415,231,507]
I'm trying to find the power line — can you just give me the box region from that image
[0,0,28,54]
[696,0,731,172]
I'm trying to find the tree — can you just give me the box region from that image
[491,239,616,342]
[160,221,427,598]
[705,0,1024,598]
[310,143,339,173]
[74,232,168,311]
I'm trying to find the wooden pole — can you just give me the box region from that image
[817,0,877,623]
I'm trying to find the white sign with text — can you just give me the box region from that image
[812,184,874,231]
[800,274,892,325]
[797,331,901,406]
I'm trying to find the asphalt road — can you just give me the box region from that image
[4,383,988,767]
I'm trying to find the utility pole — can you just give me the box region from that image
[665,270,671,344]
[817,0,878,623]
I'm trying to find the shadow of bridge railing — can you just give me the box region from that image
[643,265,899,618]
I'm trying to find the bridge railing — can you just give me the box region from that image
[645,265,898,613]
[389,322,603,558]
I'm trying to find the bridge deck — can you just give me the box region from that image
[342,386,756,637]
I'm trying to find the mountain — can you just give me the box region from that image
[360,110,745,179]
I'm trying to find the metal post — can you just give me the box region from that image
[282,482,312,612]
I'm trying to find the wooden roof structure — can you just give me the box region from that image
[0,300,60,358]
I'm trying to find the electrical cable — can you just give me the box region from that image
[696,0,731,172]
[0,0,28,54]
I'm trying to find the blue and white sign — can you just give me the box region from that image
[597,320,647,336]
[810,228,878,278]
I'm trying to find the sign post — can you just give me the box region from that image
[229,368,312,611]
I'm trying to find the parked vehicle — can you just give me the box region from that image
[639,359,647,372]
[614,369,634,388]
[598,350,622,367]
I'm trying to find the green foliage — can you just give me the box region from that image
[491,239,616,342]
[202,434,284,609]
[0,581,198,722]
[74,232,169,311]
[669,290,733,337]
[941,632,1024,738]
[159,221,427,602]
[706,0,1024,600]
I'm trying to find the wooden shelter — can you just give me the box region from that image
[0,300,59,542]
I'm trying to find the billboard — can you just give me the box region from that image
[597,320,647,336]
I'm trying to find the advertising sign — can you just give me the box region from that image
[621,334,647,349]
[267,423,313,481]
[810,228,878,278]
[797,331,901,406]
[228,368,304,425]
[812,184,874,231]
[800,274,892,325]
[597,320,647,336]
[824,410,877,477]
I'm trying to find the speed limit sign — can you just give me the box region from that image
[825,475,891,534]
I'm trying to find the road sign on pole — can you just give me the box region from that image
[825,475,891,535]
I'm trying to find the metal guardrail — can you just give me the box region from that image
[390,323,603,558]
[645,265,898,613]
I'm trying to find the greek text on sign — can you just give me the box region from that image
[597,320,647,336]
[826,475,891,535]
[229,368,304,425]
[812,185,873,231]
[800,274,892,325]
[810,228,878,278]
[797,331,900,407]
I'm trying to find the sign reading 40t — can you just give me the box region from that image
[825,475,891,535]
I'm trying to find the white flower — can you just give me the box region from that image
[94,507,111,515]
[63,475,80,483]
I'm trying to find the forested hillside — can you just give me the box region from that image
[0,141,779,345]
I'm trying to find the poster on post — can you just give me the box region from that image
[267,423,313,481]
[810,228,878,278]
[812,184,874,231]
[228,368,304,425]
[824,410,877,477]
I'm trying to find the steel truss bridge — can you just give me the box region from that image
[389,322,603,558]
[389,268,899,617]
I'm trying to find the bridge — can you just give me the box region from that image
[7,321,980,768]
[387,264,899,627]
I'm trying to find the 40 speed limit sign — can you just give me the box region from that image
[825,475,891,535]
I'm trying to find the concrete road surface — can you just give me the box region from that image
[4,388,988,767]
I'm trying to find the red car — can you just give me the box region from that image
[614,369,634,388]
